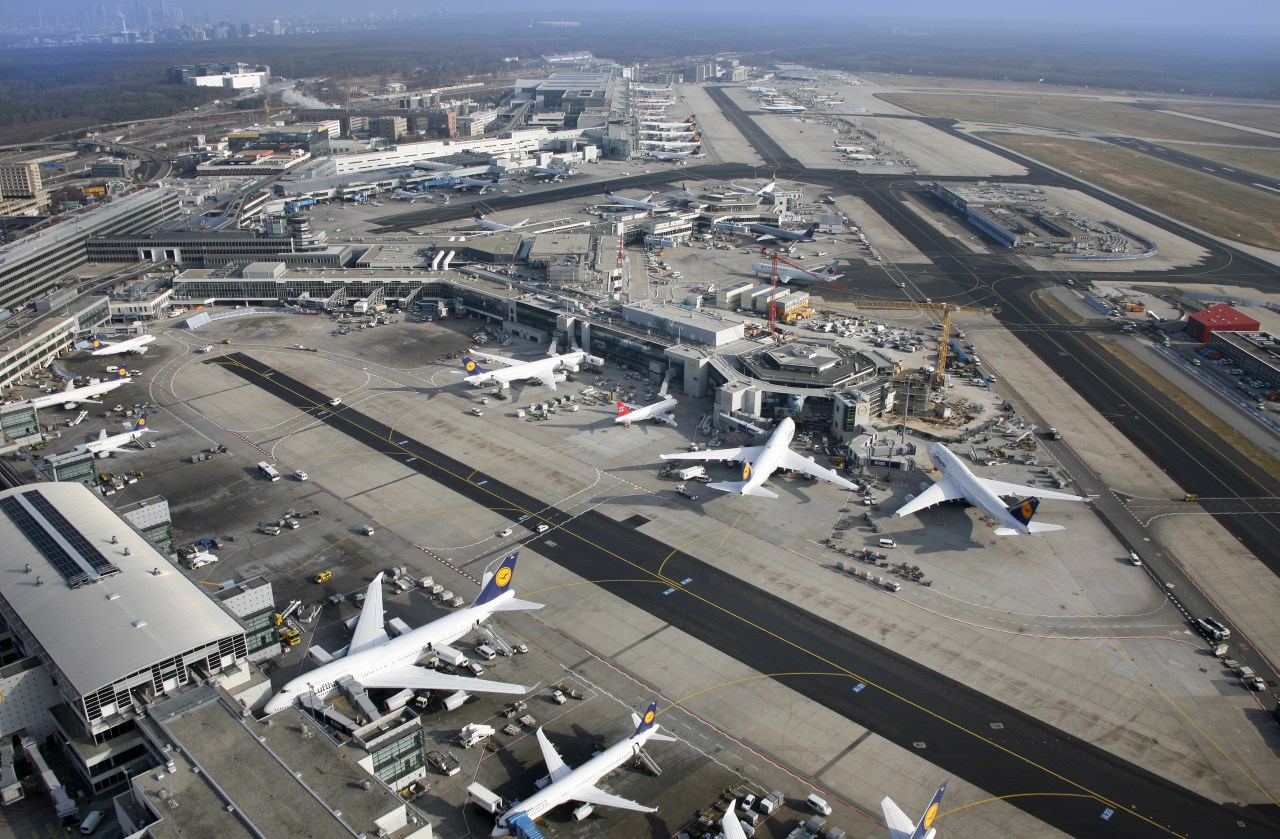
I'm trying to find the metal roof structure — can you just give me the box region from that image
[0,483,244,698]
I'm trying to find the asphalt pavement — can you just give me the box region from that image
[213,351,1280,838]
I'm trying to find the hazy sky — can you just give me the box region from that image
[15,0,1279,31]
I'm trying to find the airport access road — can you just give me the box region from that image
[212,351,1277,839]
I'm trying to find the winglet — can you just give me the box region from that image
[472,552,519,607]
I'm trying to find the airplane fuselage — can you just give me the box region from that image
[740,416,796,492]
[265,594,511,714]
[751,262,838,283]
[749,223,815,242]
[496,733,658,831]
[929,443,1028,533]
[90,335,155,356]
[77,429,147,456]
[25,378,131,410]
[468,351,588,389]
[617,397,677,426]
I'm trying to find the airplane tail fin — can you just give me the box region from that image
[472,552,521,607]
[803,222,818,238]
[686,115,696,123]
[881,780,947,839]
[131,413,149,433]
[602,184,613,196]
[911,781,947,839]
[1006,496,1040,526]
[629,701,674,741]
[616,401,632,417]
[460,356,488,377]
[473,210,484,221]
[823,260,840,275]
[707,480,778,499]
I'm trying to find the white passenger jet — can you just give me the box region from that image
[470,211,530,232]
[493,701,675,835]
[264,552,539,715]
[19,372,131,411]
[749,221,819,244]
[68,413,153,458]
[882,780,948,839]
[528,164,576,180]
[615,377,677,427]
[645,146,702,162]
[660,416,859,498]
[454,175,501,193]
[834,144,867,153]
[843,153,877,162]
[601,185,666,211]
[641,116,697,130]
[393,189,426,202]
[458,342,601,392]
[87,334,156,356]
[894,443,1089,535]
[752,258,842,283]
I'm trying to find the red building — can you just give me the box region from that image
[1186,304,1260,343]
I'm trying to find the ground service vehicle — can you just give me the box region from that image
[257,461,280,481]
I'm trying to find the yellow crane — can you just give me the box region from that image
[826,299,990,386]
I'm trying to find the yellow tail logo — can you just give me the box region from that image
[495,567,512,588]
[742,463,752,481]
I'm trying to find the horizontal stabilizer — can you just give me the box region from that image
[487,596,545,613]
[707,480,778,499]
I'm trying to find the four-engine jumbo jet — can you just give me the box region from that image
[645,147,702,162]
[752,258,842,283]
[615,377,677,427]
[458,342,602,392]
[894,443,1089,535]
[18,371,131,411]
[749,221,819,244]
[68,413,153,458]
[264,552,538,715]
[660,416,859,498]
[834,143,867,153]
[882,781,948,839]
[470,211,530,232]
[493,701,675,836]
[640,116,697,129]
[601,185,666,211]
[87,334,156,356]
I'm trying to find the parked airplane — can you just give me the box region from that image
[601,185,666,211]
[454,175,501,193]
[393,189,426,201]
[752,258,842,283]
[87,334,156,356]
[641,116,697,129]
[759,102,806,113]
[458,342,601,392]
[264,552,538,715]
[894,443,1089,535]
[528,164,576,180]
[645,147,702,162]
[20,372,132,411]
[746,87,778,96]
[882,780,948,839]
[639,138,703,149]
[834,144,867,153]
[68,413,153,458]
[494,701,675,835]
[616,378,677,427]
[749,221,819,244]
[471,211,530,232]
[660,417,859,498]
[843,153,877,161]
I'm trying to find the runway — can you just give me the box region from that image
[212,352,1278,838]
[1101,135,1280,196]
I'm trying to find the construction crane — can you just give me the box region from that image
[827,299,990,386]
[760,247,820,334]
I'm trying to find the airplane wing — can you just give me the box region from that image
[533,372,559,391]
[755,234,778,243]
[894,477,966,518]
[535,728,574,783]
[572,785,656,813]
[721,801,749,839]
[468,350,521,367]
[345,574,387,656]
[976,477,1089,503]
[661,445,764,463]
[880,795,917,839]
[777,450,859,491]
[656,413,678,428]
[359,665,529,695]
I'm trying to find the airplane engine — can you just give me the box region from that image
[96,451,112,459]
[919,482,931,494]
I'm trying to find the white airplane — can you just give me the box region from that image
[834,144,867,153]
[882,781,948,839]
[645,147,702,162]
[727,178,776,198]
[393,189,426,201]
[895,443,1089,535]
[528,164,576,180]
[639,137,702,148]
[616,378,677,427]
[470,211,530,232]
[87,334,156,356]
[494,701,675,836]
[752,258,842,283]
[843,153,877,162]
[660,417,859,498]
[759,102,806,113]
[601,185,665,211]
[69,413,153,458]
[19,373,132,411]
[641,117,697,130]
[749,221,818,244]
[458,342,601,392]
[264,552,539,715]
[454,175,501,193]
[746,87,778,96]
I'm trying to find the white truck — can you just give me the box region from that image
[466,782,505,814]
[434,644,470,668]
[673,465,707,481]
